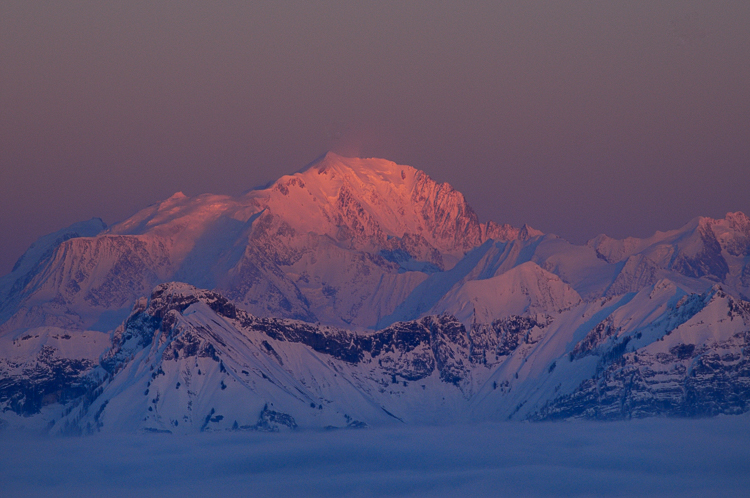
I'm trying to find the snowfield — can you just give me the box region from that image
[1,416,749,497]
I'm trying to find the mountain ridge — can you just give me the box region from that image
[0,153,540,332]
[1,154,749,432]
[4,278,748,433]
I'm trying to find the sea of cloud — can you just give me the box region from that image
[2,415,749,497]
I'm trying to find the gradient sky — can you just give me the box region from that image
[1,1,749,275]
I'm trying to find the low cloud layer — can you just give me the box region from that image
[2,417,749,496]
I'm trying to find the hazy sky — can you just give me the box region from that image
[2,1,749,275]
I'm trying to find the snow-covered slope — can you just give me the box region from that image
[52,283,481,433]
[0,218,106,327]
[3,280,747,433]
[429,261,581,325]
[2,154,750,431]
[529,284,750,420]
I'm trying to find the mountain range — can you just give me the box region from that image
[1,153,749,433]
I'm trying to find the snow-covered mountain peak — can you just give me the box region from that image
[1,155,544,332]
[98,154,521,261]
[265,152,421,198]
[302,152,416,185]
[168,191,188,201]
[248,153,495,257]
[431,261,582,325]
[107,192,237,236]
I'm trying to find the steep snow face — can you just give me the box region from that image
[5,280,748,434]
[471,280,750,422]
[0,219,106,326]
[2,219,106,290]
[0,235,173,334]
[430,262,582,325]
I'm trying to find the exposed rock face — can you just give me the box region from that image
[117,284,474,385]
[237,404,298,432]
[569,317,620,361]
[671,223,729,281]
[468,315,548,367]
[0,326,110,424]
[742,263,750,288]
[532,291,750,420]
[717,212,750,257]
[0,346,97,417]
[534,331,750,420]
